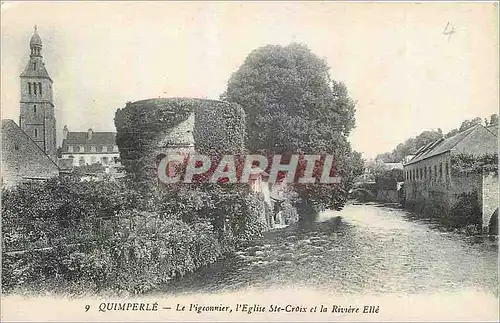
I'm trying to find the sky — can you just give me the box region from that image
[1,2,498,159]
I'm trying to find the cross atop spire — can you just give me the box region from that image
[34,25,37,33]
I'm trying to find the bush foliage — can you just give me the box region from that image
[448,191,482,229]
[451,153,498,176]
[2,175,266,295]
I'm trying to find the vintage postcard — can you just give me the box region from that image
[1,1,498,322]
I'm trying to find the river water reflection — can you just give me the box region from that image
[161,203,498,297]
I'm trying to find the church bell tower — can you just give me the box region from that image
[19,26,57,159]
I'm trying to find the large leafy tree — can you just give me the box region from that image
[223,43,363,217]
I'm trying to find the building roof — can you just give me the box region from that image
[20,60,52,80]
[1,119,13,128]
[404,124,493,165]
[486,124,498,136]
[383,162,404,170]
[30,27,42,46]
[62,131,117,146]
[2,119,59,169]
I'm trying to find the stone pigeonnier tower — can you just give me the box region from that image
[19,26,57,160]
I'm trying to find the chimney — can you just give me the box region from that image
[62,125,68,140]
[87,128,93,140]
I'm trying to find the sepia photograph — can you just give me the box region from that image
[1,1,498,322]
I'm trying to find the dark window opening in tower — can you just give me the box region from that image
[39,83,42,95]
[34,105,37,113]
[28,82,32,94]
[34,128,38,138]
[33,62,36,70]
[33,83,37,95]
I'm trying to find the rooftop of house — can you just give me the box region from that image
[383,162,404,170]
[62,129,116,146]
[405,123,497,165]
[2,119,59,169]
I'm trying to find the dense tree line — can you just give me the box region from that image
[377,114,498,163]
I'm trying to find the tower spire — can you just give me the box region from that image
[29,25,42,57]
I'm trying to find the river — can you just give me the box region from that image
[161,203,498,298]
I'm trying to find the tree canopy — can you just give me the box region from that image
[223,43,363,215]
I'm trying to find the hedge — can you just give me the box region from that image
[114,98,246,183]
[2,176,267,295]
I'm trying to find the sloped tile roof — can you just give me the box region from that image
[63,132,116,146]
[404,124,482,165]
[486,124,498,136]
[1,119,59,169]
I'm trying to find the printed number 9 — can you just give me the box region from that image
[85,305,90,312]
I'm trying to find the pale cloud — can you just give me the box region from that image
[1,2,498,158]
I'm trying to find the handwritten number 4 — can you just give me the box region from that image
[85,305,91,312]
[443,22,455,40]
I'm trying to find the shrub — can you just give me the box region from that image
[449,191,482,229]
[1,177,132,252]
[2,209,222,295]
[100,210,221,294]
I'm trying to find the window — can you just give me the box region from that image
[79,146,85,153]
[79,157,85,167]
[101,157,109,165]
[445,162,449,181]
[424,167,427,180]
[33,105,37,113]
[429,166,432,180]
[68,146,73,153]
[38,83,42,96]
[102,146,108,153]
[34,129,38,138]
[14,144,19,151]
[33,62,36,70]
[439,163,443,180]
[113,145,119,152]
[434,165,437,181]
[90,146,96,153]
[90,156,97,164]
[28,83,32,95]
[33,83,37,95]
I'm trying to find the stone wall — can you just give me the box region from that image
[404,152,452,214]
[403,150,487,218]
[482,172,499,230]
